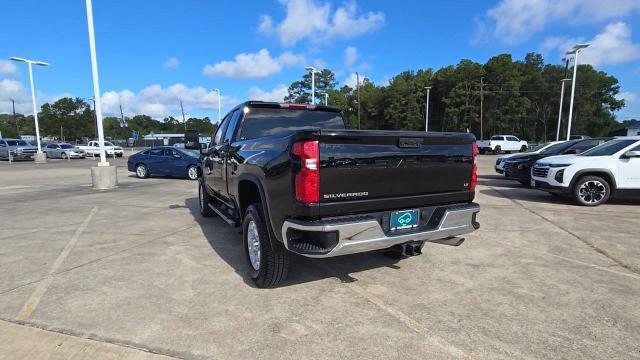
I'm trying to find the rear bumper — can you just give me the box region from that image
[282,203,480,258]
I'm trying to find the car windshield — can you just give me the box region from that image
[578,139,638,156]
[6,140,29,146]
[238,107,346,140]
[60,144,74,149]
[540,141,578,155]
[525,144,546,153]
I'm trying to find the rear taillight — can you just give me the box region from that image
[292,140,319,203]
[470,143,479,191]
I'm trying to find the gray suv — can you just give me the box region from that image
[0,139,39,160]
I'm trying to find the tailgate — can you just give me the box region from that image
[318,130,474,204]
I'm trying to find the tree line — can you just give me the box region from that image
[0,52,631,143]
[287,52,627,141]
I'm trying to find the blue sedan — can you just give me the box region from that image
[127,147,201,180]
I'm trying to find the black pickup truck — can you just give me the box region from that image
[198,101,480,287]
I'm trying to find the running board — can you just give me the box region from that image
[208,203,238,226]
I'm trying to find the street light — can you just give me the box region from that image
[556,78,571,141]
[9,57,49,162]
[305,66,317,104]
[85,0,117,189]
[565,43,590,140]
[212,88,221,123]
[424,86,431,132]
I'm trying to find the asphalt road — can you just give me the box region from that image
[0,155,639,359]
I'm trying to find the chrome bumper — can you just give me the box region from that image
[282,203,480,258]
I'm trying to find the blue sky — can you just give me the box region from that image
[1,0,639,121]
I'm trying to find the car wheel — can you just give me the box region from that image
[243,203,289,288]
[135,163,149,179]
[573,175,610,207]
[186,165,198,181]
[494,146,501,155]
[520,145,527,152]
[198,180,216,217]
[61,152,68,160]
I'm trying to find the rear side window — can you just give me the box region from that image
[507,136,519,141]
[148,148,163,156]
[490,136,503,141]
[238,108,345,140]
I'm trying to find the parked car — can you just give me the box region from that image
[531,137,640,206]
[503,138,611,185]
[198,101,481,288]
[77,140,124,157]
[0,138,38,160]
[495,141,564,174]
[127,146,200,180]
[43,143,86,159]
[477,135,528,154]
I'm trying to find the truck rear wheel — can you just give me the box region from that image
[243,204,289,288]
[198,180,216,217]
[494,146,501,155]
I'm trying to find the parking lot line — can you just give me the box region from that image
[16,207,98,321]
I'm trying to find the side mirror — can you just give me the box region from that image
[624,150,640,158]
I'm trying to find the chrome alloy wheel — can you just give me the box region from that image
[188,166,198,180]
[136,165,146,178]
[579,180,606,204]
[247,220,261,271]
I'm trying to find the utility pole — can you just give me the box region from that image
[10,98,19,136]
[479,77,484,140]
[566,43,590,140]
[356,72,361,130]
[556,79,571,141]
[424,86,431,132]
[119,103,125,127]
[180,100,187,132]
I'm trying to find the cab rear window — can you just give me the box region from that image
[238,108,345,140]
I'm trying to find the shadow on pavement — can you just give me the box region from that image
[480,188,640,206]
[184,197,402,288]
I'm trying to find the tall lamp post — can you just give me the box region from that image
[85,0,117,189]
[565,43,590,140]
[305,66,317,104]
[424,86,431,132]
[212,88,221,123]
[556,78,571,141]
[356,72,361,129]
[9,57,49,163]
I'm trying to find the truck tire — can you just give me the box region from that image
[494,146,501,155]
[198,180,216,217]
[572,175,610,207]
[243,203,289,288]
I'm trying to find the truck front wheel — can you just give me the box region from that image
[198,180,216,217]
[243,204,289,288]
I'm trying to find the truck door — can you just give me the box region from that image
[222,110,243,197]
[506,136,519,151]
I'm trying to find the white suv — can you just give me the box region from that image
[477,135,528,154]
[531,137,640,206]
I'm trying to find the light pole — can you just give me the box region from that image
[85,0,117,189]
[180,100,187,132]
[424,86,431,132]
[212,88,221,122]
[556,78,571,141]
[305,66,317,104]
[565,43,590,140]
[356,72,361,130]
[9,57,49,162]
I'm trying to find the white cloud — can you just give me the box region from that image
[259,0,384,46]
[0,78,71,115]
[344,73,367,88]
[101,84,235,119]
[0,60,18,75]
[542,22,640,66]
[344,46,358,68]
[203,49,305,79]
[617,91,637,103]
[163,57,180,69]
[475,0,640,43]
[248,84,289,102]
